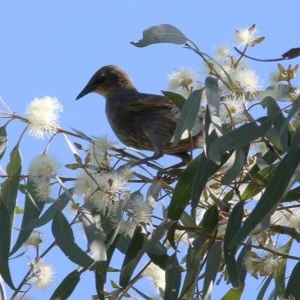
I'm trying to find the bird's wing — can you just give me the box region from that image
[123,92,176,111]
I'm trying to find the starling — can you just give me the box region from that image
[76,65,203,166]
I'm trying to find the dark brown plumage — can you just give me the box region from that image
[76,65,203,166]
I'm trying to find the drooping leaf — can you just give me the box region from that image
[180,235,209,299]
[0,125,8,160]
[10,179,45,256]
[201,205,219,234]
[52,211,94,268]
[80,203,107,262]
[273,239,293,298]
[208,117,273,164]
[205,76,223,136]
[230,132,300,247]
[167,154,201,220]
[119,225,145,287]
[50,269,81,299]
[202,242,222,299]
[0,145,21,289]
[173,89,203,144]
[285,261,300,299]
[131,24,187,47]
[162,90,186,109]
[25,188,72,229]
[164,253,182,300]
[221,145,249,185]
[223,201,244,288]
[0,202,15,289]
[261,96,290,151]
[191,152,230,213]
[221,284,244,300]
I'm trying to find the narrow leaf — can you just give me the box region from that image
[164,253,181,300]
[201,205,219,233]
[162,90,186,109]
[208,117,273,164]
[202,241,222,299]
[223,201,244,288]
[131,24,187,47]
[285,261,300,299]
[52,211,94,267]
[205,76,222,136]
[231,132,300,247]
[51,270,80,299]
[80,203,107,262]
[180,235,208,298]
[173,89,203,144]
[10,179,45,256]
[119,226,145,287]
[0,202,15,289]
[0,125,8,160]
[25,188,72,229]
[167,155,201,220]
[221,146,249,185]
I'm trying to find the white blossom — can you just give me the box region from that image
[25,96,63,139]
[32,261,54,290]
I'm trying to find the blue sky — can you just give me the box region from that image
[1,1,300,299]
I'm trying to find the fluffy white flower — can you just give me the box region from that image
[25,96,63,139]
[168,67,197,92]
[32,261,54,290]
[143,263,165,290]
[126,191,153,224]
[29,154,60,180]
[235,26,258,46]
[29,154,60,201]
[220,95,246,124]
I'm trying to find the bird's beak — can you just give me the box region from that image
[76,83,97,100]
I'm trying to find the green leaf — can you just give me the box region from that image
[119,225,145,287]
[261,96,290,151]
[221,146,250,185]
[1,146,22,215]
[0,125,8,160]
[52,211,94,268]
[191,152,230,213]
[0,202,15,289]
[202,241,222,299]
[80,203,107,262]
[25,188,72,229]
[221,285,244,300]
[10,179,45,256]
[173,89,203,144]
[131,24,187,47]
[223,201,244,288]
[0,145,21,289]
[50,269,80,300]
[231,132,300,247]
[201,205,219,233]
[205,76,223,136]
[208,117,273,164]
[273,239,293,297]
[285,261,300,299]
[164,253,181,300]
[167,155,201,220]
[241,164,276,201]
[162,90,186,109]
[180,235,208,299]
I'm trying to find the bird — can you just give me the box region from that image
[76,65,203,167]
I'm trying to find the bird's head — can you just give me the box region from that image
[76,65,136,100]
